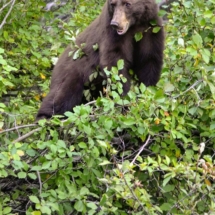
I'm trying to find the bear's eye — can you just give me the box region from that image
[125,2,131,8]
[111,3,115,8]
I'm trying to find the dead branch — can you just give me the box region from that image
[0,0,16,30]
[12,127,41,143]
[0,123,37,134]
[131,135,152,166]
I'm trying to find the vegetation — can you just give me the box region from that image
[0,0,215,214]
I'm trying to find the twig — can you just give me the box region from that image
[122,172,147,213]
[36,171,42,197]
[173,79,202,99]
[12,127,41,143]
[0,123,37,134]
[0,0,16,30]
[84,100,96,106]
[113,156,147,213]
[0,0,13,13]
[131,135,151,166]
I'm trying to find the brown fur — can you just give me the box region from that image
[36,0,165,120]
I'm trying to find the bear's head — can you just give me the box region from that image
[108,0,158,35]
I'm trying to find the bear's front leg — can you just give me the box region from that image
[133,25,165,86]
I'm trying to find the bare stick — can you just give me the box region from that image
[12,127,41,143]
[122,172,146,212]
[0,123,37,134]
[84,100,96,106]
[173,79,202,99]
[131,135,151,166]
[0,0,13,13]
[113,156,146,213]
[0,0,16,30]
[36,171,42,197]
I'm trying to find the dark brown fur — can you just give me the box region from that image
[36,0,165,120]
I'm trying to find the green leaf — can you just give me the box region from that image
[87,202,97,210]
[41,205,51,215]
[74,200,85,212]
[80,187,90,196]
[186,46,198,56]
[134,32,143,42]
[26,149,36,157]
[163,174,172,186]
[162,185,175,193]
[104,118,113,129]
[178,38,184,47]
[42,161,51,170]
[31,166,42,171]
[100,194,108,206]
[0,48,4,54]
[31,211,41,215]
[123,117,136,126]
[3,207,12,214]
[200,48,211,63]
[137,127,145,135]
[78,142,87,148]
[164,82,175,92]
[208,81,215,99]
[160,203,172,211]
[139,83,146,93]
[99,160,111,166]
[17,172,27,179]
[211,16,215,24]
[192,32,203,48]
[0,58,7,65]
[28,173,37,180]
[29,195,40,204]
[204,10,213,18]
[154,89,165,103]
[188,107,198,115]
[97,140,108,148]
[83,125,92,135]
[93,43,98,51]
[152,26,161,33]
[165,156,170,166]
[210,122,215,130]
[117,59,124,70]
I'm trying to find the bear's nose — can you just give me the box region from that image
[110,21,119,29]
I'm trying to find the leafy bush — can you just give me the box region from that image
[0,0,215,214]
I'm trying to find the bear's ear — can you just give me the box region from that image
[141,2,159,21]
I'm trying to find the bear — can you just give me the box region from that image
[36,0,165,120]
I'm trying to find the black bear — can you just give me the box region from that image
[36,0,164,120]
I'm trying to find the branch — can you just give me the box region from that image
[113,156,147,213]
[0,0,16,30]
[122,172,147,213]
[12,127,41,143]
[84,100,96,106]
[173,79,203,99]
[36,171,42,197]
[0,0,13,13]
[131,135,151,166]
[0,123,37,134]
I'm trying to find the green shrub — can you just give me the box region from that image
[0,0,215,214]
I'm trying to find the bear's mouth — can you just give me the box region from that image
[116,22,129,35]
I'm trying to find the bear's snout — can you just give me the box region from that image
[110,20,119,28]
